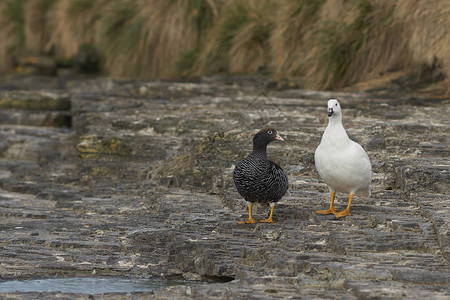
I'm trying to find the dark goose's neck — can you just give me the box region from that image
[251,141,268,159]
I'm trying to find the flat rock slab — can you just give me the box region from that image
[0,76,448,299]
[0,90,71,127]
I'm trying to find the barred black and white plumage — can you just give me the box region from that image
[233,128,288,224]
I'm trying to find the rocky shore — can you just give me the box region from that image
[0,74,448,299]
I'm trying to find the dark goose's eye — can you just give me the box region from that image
[267,130,273,134]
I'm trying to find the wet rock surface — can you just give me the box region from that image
[0,75,449,299]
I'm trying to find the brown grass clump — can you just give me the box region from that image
[24,0,55,54]
[0,0,27,72]
[304,0,402,89]
[269,0,326,78]
[46,0,107,59]
[394,0,450,94]
[268,0,450,92]
[396,1,450,68]
[301,0,450,91]
[189,0,274,75]
[99,0,218,78]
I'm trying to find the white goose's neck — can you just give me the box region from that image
[328,113,343,127]
[322,114,349,145]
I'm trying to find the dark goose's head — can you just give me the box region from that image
[253,128,284,152]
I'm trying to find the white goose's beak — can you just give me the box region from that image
[328,108,334,117]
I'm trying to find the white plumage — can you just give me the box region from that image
[314,99,372,218]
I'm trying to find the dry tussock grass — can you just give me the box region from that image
[280,0,450,92]
[0,0,449,93]
[309,0,402,89]
[0,2,13,72]
[192,0,274,75]
[46,0,107,58]
[24,0,54,54]
[96,0,141,76]
[396,0,450,95]
[100,0,216,78]
[0,0,26,72]
[227,0,273,73]
[269,0,326,77]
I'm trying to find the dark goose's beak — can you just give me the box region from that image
[275,133,284,141]
[275,133,284,142]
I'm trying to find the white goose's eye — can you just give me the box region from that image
[335,103,338,106]
[267,130,273,134]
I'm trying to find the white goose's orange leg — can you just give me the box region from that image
[238,203,256,224]
[316,192,336,215]
[260,204,275,223]
[334,194,353,218]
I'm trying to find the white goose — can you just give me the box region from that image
[314,99,372,218]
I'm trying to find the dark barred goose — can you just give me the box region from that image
[233,128,289,224]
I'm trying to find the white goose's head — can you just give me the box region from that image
[327,99,341,117]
